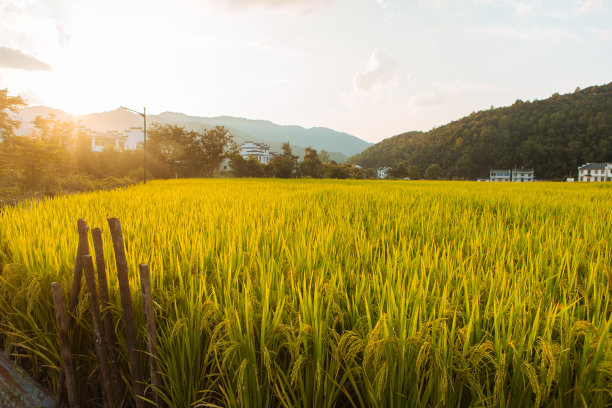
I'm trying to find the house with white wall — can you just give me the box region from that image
[238,142,275,164]
[490,169,511,182]
[578,163,612,182]
[490,168,534,182]
[377,167,392,179]
[511,168,534,182]
[90,131,129,152]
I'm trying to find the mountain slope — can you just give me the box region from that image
[350,83,612,180]
[15,107,370,161]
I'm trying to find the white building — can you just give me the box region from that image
[578,163,612,182]
[511,168,534,182]
[238,142,274,164]
[490,168,534,182]
[77,122,143,152]
[90,131,128,152]
[490,169,511,182]
[377,166,392,179]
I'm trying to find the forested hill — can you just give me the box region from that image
[350,83,612,180]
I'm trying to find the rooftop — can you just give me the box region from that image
[578,163,610,171]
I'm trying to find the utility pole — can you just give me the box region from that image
[120,106,147,184]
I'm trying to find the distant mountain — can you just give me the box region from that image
[15,107,371,162]
[350,82,612,180]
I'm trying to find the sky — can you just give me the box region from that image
[0,0,611,143]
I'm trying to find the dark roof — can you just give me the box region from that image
[578,163,609,170]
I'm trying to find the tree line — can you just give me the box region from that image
[230,144,363,179]
[0,89,366,202]
[350,83,612,180]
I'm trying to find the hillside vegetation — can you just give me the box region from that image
[350,83,612,180]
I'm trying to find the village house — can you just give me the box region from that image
[489,169,511,182]
[511,168,534,182]
[377,166,392,179]
[578,163,612,182]
[490,168,534,182]
[238,141,275,164]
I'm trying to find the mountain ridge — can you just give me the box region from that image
[350,82,612,180]
[14,107,371,162]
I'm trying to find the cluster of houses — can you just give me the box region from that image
[377,163,612,182]
[80,128,612,183]
[480,163,612,182]
[73,121,143,152]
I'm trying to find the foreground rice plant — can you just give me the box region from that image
[0,179,610,407]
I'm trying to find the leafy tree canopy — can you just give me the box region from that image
[147,123,236,178]
[0,89,26,139]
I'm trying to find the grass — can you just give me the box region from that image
[0,179,610,407]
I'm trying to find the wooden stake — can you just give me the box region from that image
[51,282,79,408]
[91,227,123,397]
[107,218,145,408]
[68,219,90,330]
[83,255,116,408]
[56,218,90,407]
[139,264,161,406]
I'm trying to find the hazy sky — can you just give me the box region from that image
[0,0,611,142]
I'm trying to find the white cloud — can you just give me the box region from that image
[480,24,583,42]
[0,0,73,60]
[574,0,603,15]
[223,0,335,12]
[591,27,612,40]
[343,50,408,112]
[352,50,406,97]
[406,91,448,108]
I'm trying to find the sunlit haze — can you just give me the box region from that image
[1,0,611,142]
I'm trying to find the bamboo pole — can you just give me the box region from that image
[91,227,123,397]
[107,217,145,408]
[56,218,90,407]
[139,264,161,406]
[51,282,79,408]
[83,255,116,408]
[68,219,90,330]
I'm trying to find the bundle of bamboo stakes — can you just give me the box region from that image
[51,218,161,408]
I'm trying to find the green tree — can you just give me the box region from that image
[187,126,237,177]
[74,130,95,175]
[147,123,189,178]
[147,124,235,178]
[300,147,322,178]
[424,163,442,180]
[270,142,298,178]
[319,149,331,163]
[389,163,408,179]
[229,154,266,177]
[407,165,419,180]
[2,136,67,192]
[0,89,26,140]
[324,162,350,179]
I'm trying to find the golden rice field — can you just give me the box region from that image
[0,179,611,407]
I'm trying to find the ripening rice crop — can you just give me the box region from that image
[0,179,610,407]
